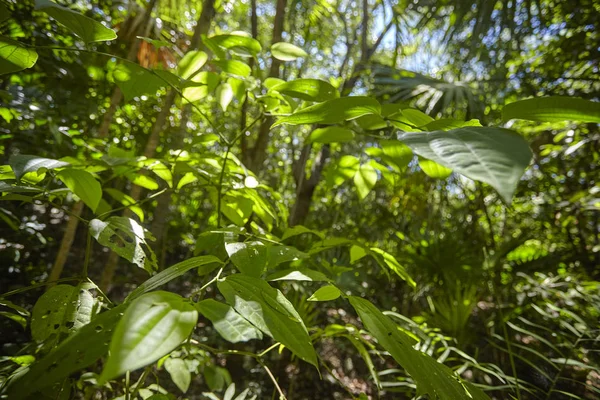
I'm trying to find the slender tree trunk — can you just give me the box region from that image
[244,0,287,171]
[46,2,157,287]
[240,0,258,166]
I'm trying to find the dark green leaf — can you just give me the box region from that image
[218,274,318,367]
[273,96,380,126]
[35,0,117,43]
[9,155,69,181]
[100,291,198,382]
[353,164,377,200]
[399,127,532,203]
[56,169,102,212]
[197,299,263,343]
[503,96,600,123]
[0,37,38,75]
[225,241,267,277]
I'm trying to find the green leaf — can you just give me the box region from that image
[225,241,267,277]
[348,297,489,400]
[353,164,377,200]
[502,96,600,123]
[165,358,191,393]
[35,0,117,43]
[212,59,251,77]
[307,126,355,144]
[418,158,453,179]
[89,216,157,272]
[9,155,69,181]
[380,140,413,171]
[204,365,232,391]
[350,245,367,264]
[146,161,173,188]
[218,274,318,367]
[31,284,94,343]
[273,96,380,126]
[344,335,381,390]
[370,248,415,287]
[209,34,262,57]
[325,155,360,188]
[100,291,198,382]
[281,225,324,241]
[137,36,171,48]
[271,79,338,102]
[217,82,234,111]
[105,188,144,221]
[197,299,263,343]
[266,268,330,282]
[183,71,220,103]
[0,37,38,75]
[126,173,159,190]
[114,62,166,102]
[178,51,208,79]
[126,256,222,302]
[0,312,27,329]
[307,285,341,302]
[267,245,308,268]
[423,118,482,131]
[5,305,125,400]
[399,127,532,203]
[56,168,102,212]
[270,42,307,61]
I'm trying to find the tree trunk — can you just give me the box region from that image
[47,201,84,287]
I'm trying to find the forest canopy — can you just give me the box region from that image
[0,0,599,399]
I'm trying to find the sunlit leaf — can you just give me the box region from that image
[271,42,307,61]
[56,168,102,212]
[177,51,208,79]
[217,82,234,111]
[197,299,263,343]
[209,34,262,57]
[307,126,355,144]
[0,38,38,75]
[273,96,380,126]
[307,285,341,301]
[225,241,267,277]
[353,163,377,199]
[213,59,251,77]
[503,96,600,123]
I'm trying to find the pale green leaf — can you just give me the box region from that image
[503,96,600,123]
[353,163,377,200]
[197,299,263,343]
[218,274,318,367]
[370,248,415,287]
[350,245,367,264]
[273,96,380,126]
[100,291,198,382]
[325,155,360,188]
[177,51,208,79]
[271,78,338,102]
[35,0,117,43]
[0,37,38,75]
[266,268,330,282]
[217,82,234,111]
[308,126,355,144]
[56,168,102,212]
[213,59,251,77]
[307,285,341,302]
[182,71,220,103]
[418,158,453,179]
[399,127,532,203]
[165,358,191,393]
[271,42,307,61]
[209,34,262,57]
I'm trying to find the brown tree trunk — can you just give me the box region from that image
[47,201,84,286]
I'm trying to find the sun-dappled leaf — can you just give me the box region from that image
[165,358,191,393]
[418,158,453,179]
[217,82,234,111]
[100,291,197,382]
[307,285,341,302]
[0,38,38,75]
[370,248,415,287]
[114,62,166,101]
[274,96,380,126]
[213,59,251,77]
[209,34,261,57]
[178,51,208,79]
[218,274,318,367]
[353,164,377,199]
[197,299,263,343]
[325,155,360,188]
[271,79,338,102]
[399,127,532,203]
[503,96,600,123]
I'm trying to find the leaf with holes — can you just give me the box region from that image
[503,96,600,123]
[274,96,380,126]
[56,168,102,212]
[349,297,489,400]
[100,291,198,382]
[127,256,222,302]
[271,42,307,61]
[5,305,125,400]
[0,38,38,75]
[197,299,263,343]
[225,241,267,278]
[30,284,94,344]
[218,274,318,367]
[89,216,157,272]
[271,79,338,102]
[9,155,70,182]
[35,0,117,43]
[399,127,532,203]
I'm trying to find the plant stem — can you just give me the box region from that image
[82,229,92,277]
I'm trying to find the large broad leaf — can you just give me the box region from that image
[270,42,307,61]
[209,34,262,57]
[307,126,355,144]
[197,299,263,343]
[9,155,69,181]
[271,79,338,102]
[56,168,102,212]
[30,284,94,344]
[0,38,38,75]
[126,256,222,302]
[353,163,377,200]
[218,274,318,368]
[348,297,489,400]
[100,291,198,382]
[35,0,117,43]
[89,216,157,272]
[273,96,380,126]
[399,127,532,203]
[177,50,208,80]
[502,96,600,123]
[114,62,166,101]
[225,241,267,277]
[5,305,125,400]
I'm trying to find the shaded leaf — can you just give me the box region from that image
[56,169,102,212]
[370,248,415,287]
[503,96,600,123]
[197,299,263,343]
[271,78,338,102]
[114,62,166,101]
